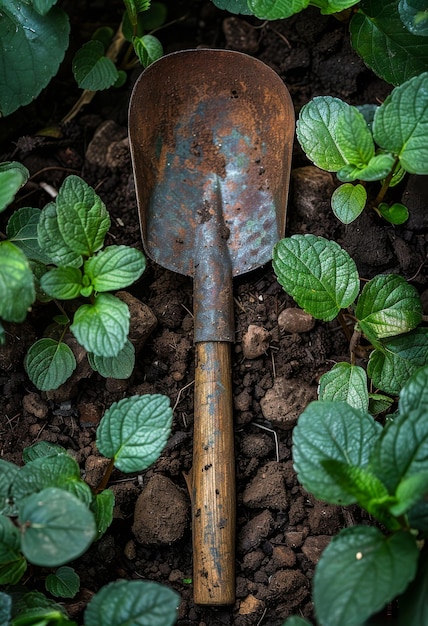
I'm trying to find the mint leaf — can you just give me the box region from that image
[367,328,428,394]
[368,393,394,415]
[0,2,70,116]
[318,363,369,411]
[391,472,428,516]
[88,339,135,379]
[0,161,29,211]
[72,40,119,90]
[248,0,310,19]
[12,453,82,501]
[273,235,359,321]
[23,441,67,463]
[84,245,146,292]
[19,487,96,567]
[25,339,76,391]
[331,183,366,224]
[399,364,428,413]
[38,202,83,267]
[282,618,312,626]
[336,105,375,167]
[210,0,252,13]
[0,516,26,584]
[378,202,409,224]
[396,545,428,625]
[96,395,173,472]
[399,0,428,35]
[45,566,80,598]
[0,459,19,515]
[55,176,111,256]
[7,207,52,264]
[296,97,350,171]
[84,580,179,626]
[356,274,422,341]
[132,35,163,67]
[293,401,382,504]
[90,489,114,539]
[313,526,418,626]
[350,0,428,85]
[337,152,395,182]
[0,241,35,322]
[40,267,84,300]
[70,293,130,357]
[311,0,360,13]
[373,72,428,173]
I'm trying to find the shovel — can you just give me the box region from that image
[129,48,294,605]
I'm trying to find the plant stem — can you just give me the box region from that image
[373,156,400,207]
[337,310,353,343]
[94,457,115,494]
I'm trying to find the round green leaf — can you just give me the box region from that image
[296,97,350,171]
[7,206,52,264]
[336,105,375,167]
[91,489,115,539]
[0,516,27,584]
[337,153,395,182]
[248,0,310,18]
[84,579,179,626]
[0,241,35,322]
[84,245,146,292]
[210,0,252,13]
[88,339,135,379]
[319,363,369,411]
[272,234,360,321]
[23,441,67,464]
[0,162,29,212]
[350,0,428,85]
[19,487,96,567]
[132,35,163,67]
[356,274,422,341]
[12,453,81,502]
[314,526,419,626]
[70,293,130,357]
[96,395,173,472]
[0,2,70,116]
[0,458,19,514]
[46,566,80,598]
[373,72,428,173]
[40,267,84,300]
[399,364,428,414]
[331,183,366,224]
[378,202,409,224]
[293,400,382,504]
[72,40,119,90]
[37,202,83,267]
[25,339,77,391]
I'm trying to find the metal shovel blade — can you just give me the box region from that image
[129,48,294,605]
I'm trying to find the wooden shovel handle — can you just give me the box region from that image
[192,340,236,605]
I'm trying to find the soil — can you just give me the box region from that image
[1,1,427,625]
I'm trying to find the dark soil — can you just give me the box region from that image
[1,1,427,625]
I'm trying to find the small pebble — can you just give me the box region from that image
[242,324,271,359]
[278,307,315,333]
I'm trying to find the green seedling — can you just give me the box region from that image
[282,365,428,626]
[210,0,428,86]
[296,72,428,225]
[0,171,146,390]
[273,234,428,407]
[0,0,166,118]
[0,394,178,626]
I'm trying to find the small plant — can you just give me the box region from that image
[296,72,428,225]
[0,0,166,117]
[273,234,428,408]
[0,168,146,390]
[282,364,428,626]
[210,0,428,86]
[0,394,178,626]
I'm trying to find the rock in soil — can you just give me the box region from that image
[260,376,316,430]
[242,324,272,359]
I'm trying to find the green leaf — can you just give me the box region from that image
[399,363,428,413]
[350,0,428,85]
[25,339,77,391]
[142,2,168,30]
[336,105,375,167]
[331,183,366,224]
[396,545,428,625]
[0,515,27,584]
[0,241,35,322]
[72,41,119,90]
[10,591,76,626]
[132,34,163,67]
[210,0,252,13]
[373,72,428,173]
[0,458,19,514]
[367,328,428,394]
[123,0,151,25]
[70,293,130,357]
[23,441,67,464]
[391,472,428,516]
[368,393,394,415]
[248,0,310,18]
[46,566,80,598]
[313,526,418,626]
[0,2,70,116]
[55,176,111,256]
[296,96,350,171]
[96,395,173,473]
[0,161,29,211]
[272,235,360,321]
[292,401,382,504]
[311,0,360,13]
[33,0,59,16]
[88,339,135,379]
[337,152,395,182]
[18,487,96,567]
[282,618,312,626]
[356,274,422,341]
[378,202,409,224]
[84,245,146,292]
[38,202,83,267]
[318,363,369,411]
[7,206,51,263]
[84,579,179,626]
[40,267,84,300]
[12,453,81,501]
[399,0,428,35]
[0,592,11,625]
[90,489,115,539]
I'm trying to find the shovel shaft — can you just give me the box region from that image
[193,340,236,605]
